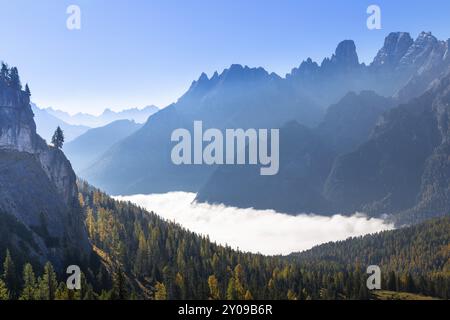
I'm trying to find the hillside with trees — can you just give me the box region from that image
[0,182,448,300]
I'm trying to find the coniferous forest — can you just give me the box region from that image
[0,181,448,300]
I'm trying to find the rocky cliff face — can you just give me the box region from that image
[0,83,77,204]
[0,71,90,268]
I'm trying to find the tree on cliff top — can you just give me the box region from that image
[0,62,8,82]
[25,84,31,97]
[8,67,21,90]
[51,126,65,149]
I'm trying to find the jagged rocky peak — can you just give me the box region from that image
[187,64,276,95]
[218,64,276,83]
[333,40,359,66]
[288,58,320,78]
[322,40,360,70]
[399,31,441,67]
[372,32,414,68]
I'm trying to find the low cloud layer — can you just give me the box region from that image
[115,192,394,255]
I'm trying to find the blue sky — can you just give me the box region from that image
[1,0,449,114]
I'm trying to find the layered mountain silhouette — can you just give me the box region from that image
[196,91,395,214]
[31,103,90,142]
[198,33,450,225]
[64,119,142,172]
[81,32,448,211]
[82,64,322,194]
[45,105,159,127]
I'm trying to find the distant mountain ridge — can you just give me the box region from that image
[45,105,159,127]
[83,31,450,200]
[82,63,322,194]
[197,32,450,225]
[64,120,142,172]
[31,103,90,142]
[286,32,450,106]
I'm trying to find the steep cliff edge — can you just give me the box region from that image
[0,65,90,268]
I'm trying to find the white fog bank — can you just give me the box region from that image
[114,192,394,255]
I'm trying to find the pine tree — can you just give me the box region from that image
[51,126,65,149]
[8,67,21,90]
[38,262,58,300]
[0,62,9,82]
[226,278,236,300]
[233,264,246,300]
[20,263,37,300]
[0,279,9,300]
[3,249,17,298]
[208,275,220,300]
[111,267,128,300]
[25,83,31,96]
[154,282,167,300]
[244,290,253,300]
[55,282,71,300]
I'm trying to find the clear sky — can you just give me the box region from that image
[1,0,449,114]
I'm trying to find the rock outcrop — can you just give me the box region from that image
[0,82,77,205]
[0,67,90,268]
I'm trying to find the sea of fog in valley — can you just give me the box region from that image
[114,192,394,255]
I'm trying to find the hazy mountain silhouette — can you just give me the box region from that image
[31,103,90,142]
[196,91,395,213]
[64,120,142,172]
[82,64,322,194]
[45,105,159,127]
[82,32,450,225]
[325,69,450,225]
[196,121,335,213]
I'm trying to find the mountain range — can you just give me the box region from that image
[31,103,90,143]
[0,38,449,300]
[81,64,322,194]
[45,105,159,127]
[79,31,450,227]
[196,32,450,225]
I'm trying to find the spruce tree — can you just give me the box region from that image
[8,67,21,90]
[0,279,9,300]
[208,275,220,300]
[111,267,128,300]
[38,262,58,300]
[51,126,65,149]
[3,249,17,298]
[25,83,31,96]
[154,282,167,300]
[20,263,37,300]
[0,62,8,82]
